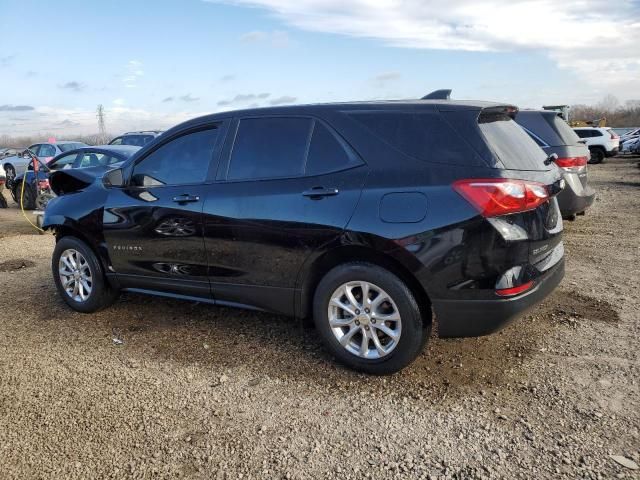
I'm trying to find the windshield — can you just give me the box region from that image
[479,112,547,170]
[59,143,87,152]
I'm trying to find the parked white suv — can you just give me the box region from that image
[573,127,620,164]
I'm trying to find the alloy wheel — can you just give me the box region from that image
[58,249,93,302]
[328,281,402,359]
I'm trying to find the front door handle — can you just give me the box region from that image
[302,187,339,199]
[172,194,200,203]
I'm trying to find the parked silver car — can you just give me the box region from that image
[2,141,88,181]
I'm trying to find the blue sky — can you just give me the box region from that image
[0,0,638,135]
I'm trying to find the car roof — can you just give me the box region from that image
[89,144,141,155]
[169,99,514,131]
[573,127,609,130]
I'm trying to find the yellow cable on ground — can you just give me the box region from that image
[19,174,48,234]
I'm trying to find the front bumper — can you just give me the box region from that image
[433,257,564,338]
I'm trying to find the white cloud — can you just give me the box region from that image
[0,105,208,136]
[208,0,640,98]
[122,60,144,88]
[113,98,125,106]
[240,29,290,47]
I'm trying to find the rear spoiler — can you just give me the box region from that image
[421,89,451,100]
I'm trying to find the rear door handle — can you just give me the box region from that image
[302,187,339,199]
[172,194,200,203]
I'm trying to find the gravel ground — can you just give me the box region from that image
[0,157,638,479]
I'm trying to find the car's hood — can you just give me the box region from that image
[49,165,113,196]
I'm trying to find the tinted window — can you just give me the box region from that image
[544,115,579,144]
[121,135,154,146]
[348,111,473,166]
[593,130,603,137]
[39,144,56,157]
[58,143,86,152]
[132,128,219,186]
[478,113,546,170]
[109,137,123,145]
[575,130,588,138]
[48,153,78,170]
[524,129,546,147]
[228,117,312,180]
[306,122,359,175]
[77,152,120,168]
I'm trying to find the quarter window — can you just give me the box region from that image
[306,122,358,175]
[131,128,219,187]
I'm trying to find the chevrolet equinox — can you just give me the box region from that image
[44,98,565,374]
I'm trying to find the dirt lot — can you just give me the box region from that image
[0,157,638,479]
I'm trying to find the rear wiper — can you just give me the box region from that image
[544,153,558,166]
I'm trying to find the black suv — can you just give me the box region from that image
[515,110,595,220]
[44,98,565,374]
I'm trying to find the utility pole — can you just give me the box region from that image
[97,104,107,143]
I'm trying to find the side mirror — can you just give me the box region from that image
[103,168,125,187]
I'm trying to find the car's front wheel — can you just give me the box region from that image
[313,262,429,374]
[52,236,119,313]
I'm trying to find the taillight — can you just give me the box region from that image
[38,179,50,189]
[496,281,534,297]
[610,131,619,139]
[453,179,549,217]
[554,156,587,173]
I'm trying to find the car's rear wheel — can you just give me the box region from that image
[589,148,605,164]
[52,236,119,313]
[313,262,429,374]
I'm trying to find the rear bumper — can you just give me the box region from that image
[557,183,595,217]
[433,258,564,338]
[605,147,619,157]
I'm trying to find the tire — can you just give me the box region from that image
[313,262,430,374]
[589,148,605,164]
[15,182,36,210]
[4,164,15,190]
[52,236,119,313]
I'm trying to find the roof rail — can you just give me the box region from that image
[124,130,163,134]
[421,89,452,100]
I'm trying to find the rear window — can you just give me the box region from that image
[478,112,547,170]
[121,135,154,146]
[348,111,474,166]
[544,115,579,145]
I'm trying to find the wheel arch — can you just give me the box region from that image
[48,223,114,284]
[297,244,432,326]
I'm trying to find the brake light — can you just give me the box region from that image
[610,131,619,139]
[453,179,549,217]
[496,281,534,297]
[554,156,587,173]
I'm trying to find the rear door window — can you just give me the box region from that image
[478,112,547,170]
[48,152,79,170]
[228,117,313,180]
